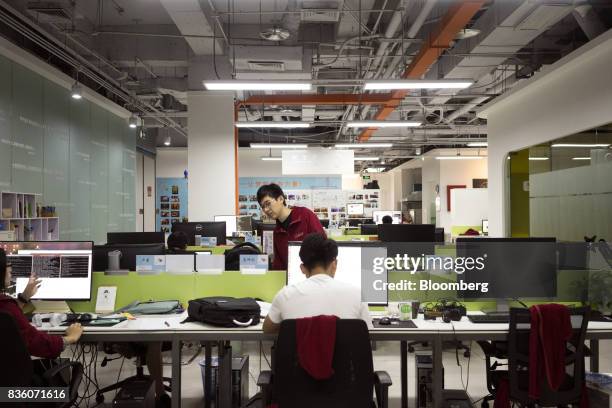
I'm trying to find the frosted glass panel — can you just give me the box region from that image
[0,55,11,189]
[0,58,136,242]
[12,66,44,194]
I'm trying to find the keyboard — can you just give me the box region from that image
[468,314,509,324]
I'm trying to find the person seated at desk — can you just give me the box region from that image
[381,215,393,224]
[263,233,372,334]
[0,248,83,366]
[166,231,189,254]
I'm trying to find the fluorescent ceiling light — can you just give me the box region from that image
[335,143,393,149]
[364,80,473,90]
[467,142,488,147]
[250,143,307,149]
[529,157,549,161]
[551,143,610,148]
[261,157,282,161]
[204,81,311,91]
[435,156,485,160]
[236,122,310,128]
[366,167,385,173]
[346,121,421,128]
[354,156,379,161]
[572,157,591,161]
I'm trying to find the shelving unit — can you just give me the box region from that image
[0,192,59,241]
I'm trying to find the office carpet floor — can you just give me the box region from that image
[72,339,612,407]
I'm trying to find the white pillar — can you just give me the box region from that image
[187,91,236,220]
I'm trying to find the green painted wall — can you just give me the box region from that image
[0,54,136,242]
[509,150,530,237]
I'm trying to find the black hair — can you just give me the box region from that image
[382,215,393,224]
[299,233,338,271]
[0,248,6,291]
[256,184,286,206]
[167,231,188,250]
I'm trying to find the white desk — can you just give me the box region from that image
[43,314,612,408]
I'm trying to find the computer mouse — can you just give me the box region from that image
[379,317,391,325]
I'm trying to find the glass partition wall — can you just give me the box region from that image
[507,124,612,241]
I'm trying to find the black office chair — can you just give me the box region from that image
[477,306,590,408]
[257,319,392,408]
[0,312,83,408]
[95,343,172,404]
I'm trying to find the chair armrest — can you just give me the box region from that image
[374,371,392,387]
[374,371,392,408]
[257,370,272,386]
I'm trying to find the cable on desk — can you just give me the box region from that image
[451,322,472,392]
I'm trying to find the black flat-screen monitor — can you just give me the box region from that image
[360,224,379,235]
[456,237,557,299]
[377,224,436,243]
[107,232,165,245]
[435,228,445,243]
[320,219,329,228]
[3,241,93,300]
[172,222,226,245]
[256,222,276,236]
[93,243,166,272]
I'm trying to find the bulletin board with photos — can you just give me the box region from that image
[156,178,188,232]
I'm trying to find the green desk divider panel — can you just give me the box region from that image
[451,225,482,237]
[332,234,376,241]
[187,246,232,254]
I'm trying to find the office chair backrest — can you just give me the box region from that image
[0,311,33,386]
[273,319,374,408]
[507,306,590,406]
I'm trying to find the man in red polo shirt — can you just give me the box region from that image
[257,183,325,270]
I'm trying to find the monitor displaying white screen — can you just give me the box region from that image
[287,242,388,305]
[372,211,402,224]
[3,241,93,300]
[347,203,364,216]
[214,215,237,236]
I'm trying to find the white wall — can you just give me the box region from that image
[136,153,144,232]
[369,173,394,210]
[480,29,612,237]
[238,148,283,177]
[143,155,156,231]
[438,157,488,231]
[156,148,187,178]
[452,189,488,227]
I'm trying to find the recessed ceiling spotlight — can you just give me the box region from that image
[259,27,290,41]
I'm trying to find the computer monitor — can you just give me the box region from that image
[256,222,276,236]
[214,215,253,236]
[320,219,330,228]
[372,211,402,224]
[481,220,489,234]
[287,241,388,305]
[456,237,557,299]
[377,224,436,243]
[93,243,166,272]
[434,228,445,243]
[2,241,93,300]
[171,222,226,245]
[347,203,364,216]
[107,232,165,245]
[360,224,379,235]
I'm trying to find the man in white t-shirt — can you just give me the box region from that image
[263,233,372,333]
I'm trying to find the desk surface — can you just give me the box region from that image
[44,312,612,338]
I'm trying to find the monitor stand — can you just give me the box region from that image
[31,300,71,314]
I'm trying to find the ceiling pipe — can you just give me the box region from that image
[357,0,486,142]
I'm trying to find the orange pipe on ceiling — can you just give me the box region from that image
[357,0,486,142]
